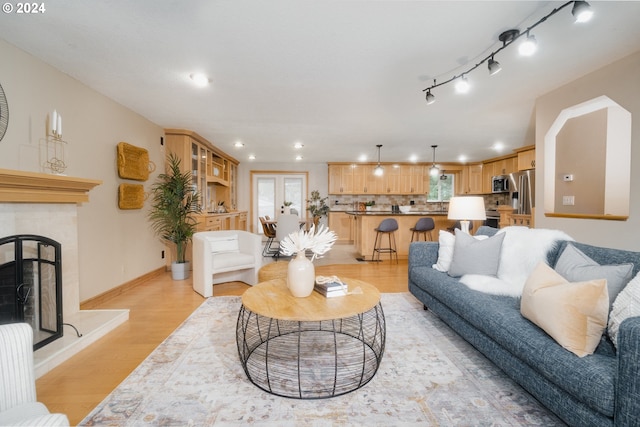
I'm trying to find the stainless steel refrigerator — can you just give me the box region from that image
[509,170,535,215]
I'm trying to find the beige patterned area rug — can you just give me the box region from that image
[80,293,564,426]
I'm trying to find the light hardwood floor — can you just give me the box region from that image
[36,256,409,424]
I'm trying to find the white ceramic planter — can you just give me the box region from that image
[171,261,191,281]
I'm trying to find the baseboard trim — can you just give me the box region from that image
[80,267,166,309]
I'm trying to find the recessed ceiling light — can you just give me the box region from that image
[248,154,256,160]
[409,154,418,163]
[294,142,303,149]
[234,141,244,148]
[458,155,468,163]
[295,155,303,161]
[189,73,210,87]
[358,154,367,162]
[493,142,505,152]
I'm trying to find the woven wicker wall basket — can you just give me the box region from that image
[117,142,155,181]
[118,183,146,210]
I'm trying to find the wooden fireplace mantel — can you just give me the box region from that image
[0,168,102,204]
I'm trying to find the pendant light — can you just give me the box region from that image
[374,144,384,176]
[429,145,440,177]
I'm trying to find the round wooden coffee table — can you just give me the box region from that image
[236,277,386,399]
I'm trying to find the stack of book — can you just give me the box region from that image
[314,279,347,298]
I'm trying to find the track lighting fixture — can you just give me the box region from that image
[488,57,502,75]
[374,144,384,176]
[572,1,593,23]
[422,1,593,104]
[429,145,440,177]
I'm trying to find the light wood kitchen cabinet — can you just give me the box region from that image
[237,211,247,231]
[400,165,425,194]
[328,211,352,243]
[482,162,494,194]
[360,165,385,194]
[494,156,518,175]
[197,211,248,232]
[517,148,536,170]
[330,164,426,195]
[383,166,402,194]
[460,164,483,194]
[328,164,354,194]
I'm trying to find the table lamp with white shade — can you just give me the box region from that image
[447,196,486,234]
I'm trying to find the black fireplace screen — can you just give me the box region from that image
[0,234,62,350]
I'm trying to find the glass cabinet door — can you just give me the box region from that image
[199,146,207,210]
[191,141,198,193]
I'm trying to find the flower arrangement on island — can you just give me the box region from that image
[279,224,338,262]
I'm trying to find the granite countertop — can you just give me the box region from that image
[344,210,448,216]
[204,211,243,215]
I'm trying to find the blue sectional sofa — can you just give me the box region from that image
[408,226,640,427]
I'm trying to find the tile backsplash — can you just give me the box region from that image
[330,193,510,211]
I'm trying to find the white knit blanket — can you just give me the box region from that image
[460,227,573,297]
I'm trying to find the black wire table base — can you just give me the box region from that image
[236,303,386,399]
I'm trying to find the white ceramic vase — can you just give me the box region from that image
[287,252,315,297]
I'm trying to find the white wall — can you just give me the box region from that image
[535,50,640,250]
[0,40,166,302]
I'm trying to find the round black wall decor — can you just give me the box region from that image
[0,83,8,142]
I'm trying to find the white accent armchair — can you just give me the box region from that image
[193,230,263,298]
[0,323,69,426]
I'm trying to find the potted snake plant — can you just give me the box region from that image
[149,153,202,280]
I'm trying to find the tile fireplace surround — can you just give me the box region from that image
[0,168,129,377]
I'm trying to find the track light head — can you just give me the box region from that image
[519,33,537,56]
[425,90,435,105]
[455,75,470,93]
[488,57,502,75]
[572,1,593,23]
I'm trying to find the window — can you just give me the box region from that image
[427,174,454,202]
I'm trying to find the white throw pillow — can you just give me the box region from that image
[432,230,455,272]
[608,271,640,349]
[206,234,239,254]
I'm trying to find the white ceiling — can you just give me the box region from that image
[1,1,640,164]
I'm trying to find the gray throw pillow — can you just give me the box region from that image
[555,244,634,311]
[448,230,505,278]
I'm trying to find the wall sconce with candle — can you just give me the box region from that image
[39,109,68,174]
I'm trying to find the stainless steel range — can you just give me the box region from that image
[485,209,500,228]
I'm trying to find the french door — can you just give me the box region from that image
[251,172,308,234]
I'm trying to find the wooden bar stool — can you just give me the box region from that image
[371,218,398,263]
[410,217,435,241]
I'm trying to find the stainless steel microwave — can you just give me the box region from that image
[492,175,509,193]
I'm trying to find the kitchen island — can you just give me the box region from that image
[346,211,483,260]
